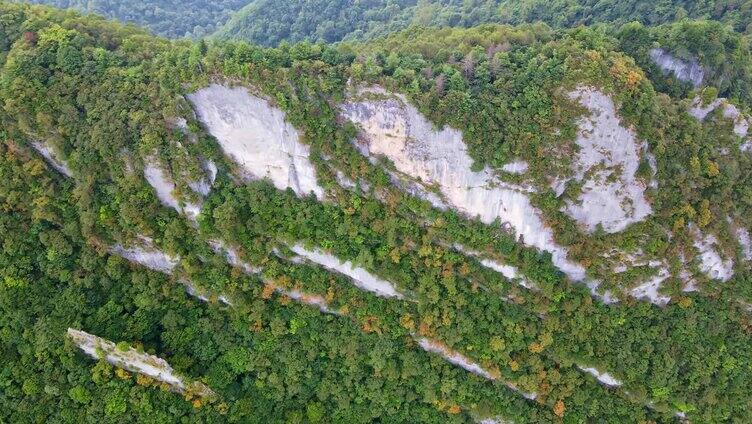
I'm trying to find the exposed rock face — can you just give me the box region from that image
[208,240,261,275]
[290,244,403,298]
[285,289,338,314]
[31,141,72,177]
[67,328,214,398]
[578,366,623,387]
[143,161,182,211]
[187,84,325,200]
[110,238,179,274]
[691,226,734,281]
[340,87,587,282]
[454,244,534,290]
[688,97,723,121]
[721,103,750,137]
[630,268,671,306]
[689,97,750,139]
[143,154,214,221]
[501,160,528,174]
[563,87,652,233]
[734,226,752,261]
[649,48,704,88]
[417,337,495,380]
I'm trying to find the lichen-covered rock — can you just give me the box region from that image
[187,84,324,199]
[649,48,704,88]
[563,87,652,234]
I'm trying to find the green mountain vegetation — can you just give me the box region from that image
[2,1,752,423]
[215,0,752,46]
[9,0,250,38]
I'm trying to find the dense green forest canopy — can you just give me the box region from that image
[1,1,752,423]
[215,0,752,46]
[10,0,250,37]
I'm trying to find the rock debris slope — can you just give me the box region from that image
[187,84,325,200]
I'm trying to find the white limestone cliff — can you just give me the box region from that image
[187,84,324,199]
[67,328,214,397]
[340,87,587,282]
[578,366,623,387]
[563,87,652,233]
[290,244,403,298]
[649,48,704,88]
[110,237,179,274]
[691,226,734,281]
[31,141,72,177]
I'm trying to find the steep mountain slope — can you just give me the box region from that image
[1,2,752,422]
[215,0,752,46]
[214,0,503,46]
[9,0,250,37]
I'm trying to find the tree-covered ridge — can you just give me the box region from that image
[215,0,752,46]
[498,0,752,33]
[1,1,752,423]
[10,0,250,38]
[214,0,505,47]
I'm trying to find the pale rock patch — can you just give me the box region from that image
[335,170,357,189]
[110,238,179,274]
[688,97,750,139]
[208,240,261,274]
[187,84,325,200]
[143,160,182,211]
[578,366,623,387]
[649,48,704,88]
[691,226,734,281]
[417,337,537,400]
[143,158,206,220]
[284,289,339,314]
[188,160,217,197]
[454,244,534,290]
[290,244,403,298]
[501,160,528,174]
[688,97,722,121]
[722,103,750,137]
[630,268,672,306]
[340,87,587,283]
[67,328,214,398]
[417,338,493,379]
[563,87,652,234]
[31,141,72,177]
[183,280,232,306]
[734,226,752,261]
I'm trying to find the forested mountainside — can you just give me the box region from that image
[8,0,249,37]
[2,1,752,423]
[498,0,752,32]
[215,0,752,46]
